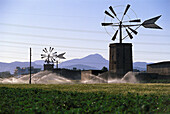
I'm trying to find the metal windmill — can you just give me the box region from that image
[101,4,162,43]
[41,47,56,64]
[41,47,66,68]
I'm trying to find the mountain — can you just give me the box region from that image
[0,62,42,74]
[34,60,45,66]
[59,54,109,70]
[0,54,150,74]
[133,62,152,71]
[62,64,98,70]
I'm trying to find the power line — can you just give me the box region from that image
[0,44,108,54]
[0,31,169,46]
[0,55,27,60]
[1,43,170,55]
[0,23,105,34]
[0,22,169,37]
[135,51,170,54]
[1,40,170,54]
[0,31,108,42]
[1,39,170,50]
[134,42,170,46]
[0,40,107,51]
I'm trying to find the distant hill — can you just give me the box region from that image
[62,64,98,70]
[59,54,109,70]
[133,62,152,71]
[0,62,42,74]
[0,54,149,74]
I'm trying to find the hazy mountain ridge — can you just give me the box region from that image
[0,54,149,74]
[62,64,98,70]
[0,62,42,74]
[59,54,109,70]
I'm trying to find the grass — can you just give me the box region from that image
[0,83,169,95]
[0,83,170,113]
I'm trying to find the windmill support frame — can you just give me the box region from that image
[119,21,122,43]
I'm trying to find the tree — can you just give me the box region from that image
[73,67,77,70]
[101,66,108,72]
[0,71,11,78]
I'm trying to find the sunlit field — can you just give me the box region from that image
[0,83,169,113]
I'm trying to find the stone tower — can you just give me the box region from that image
[109,43,133,77]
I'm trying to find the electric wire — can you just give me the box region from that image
[0,31,108,42]
[0,23,169,38]
[0,40,107,51]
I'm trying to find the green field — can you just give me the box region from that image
[0,84,170,113]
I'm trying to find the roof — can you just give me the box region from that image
[147,61,170,66]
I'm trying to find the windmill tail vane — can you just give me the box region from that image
[142,15,162,29]
[101,4,162,43]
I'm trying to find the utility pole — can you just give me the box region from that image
[56,60,58,69]
[29,48,32,84]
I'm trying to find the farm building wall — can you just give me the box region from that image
[81,70,105,81]
[147,61,170,75]
[44,64,54,71]
[53,69,81,80]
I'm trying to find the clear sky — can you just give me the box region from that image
[0,0,169,63]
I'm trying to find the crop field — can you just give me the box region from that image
[0,83,170,113]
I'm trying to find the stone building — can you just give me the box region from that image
[147,61,170,75]
[109,43,133,77]
[14,67,41,75]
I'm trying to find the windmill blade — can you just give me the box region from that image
[112,30,118,41]
[101,23,113,26]
[44,48,48,53]
[51,57,55,62]
[124,4,130,15]
[122,24,141,27]
[104,10,114,18]
[126,29,133,39]
[41,56,45,59]
[43,49,46,53]
[51,48,54,52]
[49,47,51,52]
[41,54,46,57]
[129,19,141,22]
[45,59,48,63]
[109,6,117,16]
[142,15,162,29]
[128,27,138,35]
[51,57,55,63]
[121,4,130,21]
[57,52,66,59]
[53,52,57,56]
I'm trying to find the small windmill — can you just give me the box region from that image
[41,47,66,69]
[101,4,162,43]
